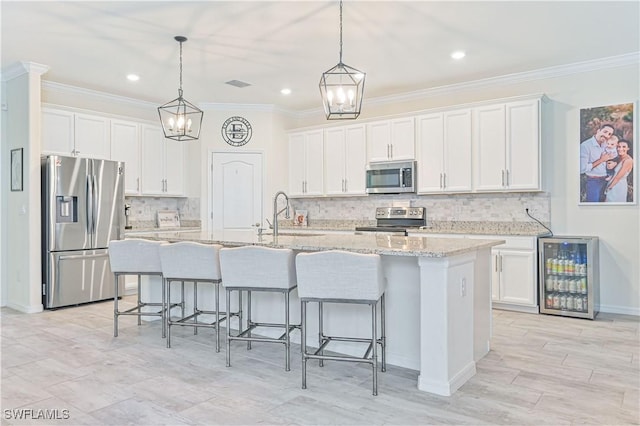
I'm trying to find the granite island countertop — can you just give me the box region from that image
[127,229,503,258]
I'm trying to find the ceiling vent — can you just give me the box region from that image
[225,79,252,88]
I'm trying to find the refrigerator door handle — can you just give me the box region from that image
[58,253,110,261]
[86,175,93,235]
[92,174,98,236]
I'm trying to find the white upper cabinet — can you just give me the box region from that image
[288,130,324,197]
[140,124,184,196]
[42,108,110,159]
[110,119,141,195]
[473,98,541,192]
[42,108,74,155]
[324,124,366,196]
[416,109,472,193]
[367,117,415,162]
[74,113,110,159]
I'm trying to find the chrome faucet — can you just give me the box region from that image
[272,191,290,237]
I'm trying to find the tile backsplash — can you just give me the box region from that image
[288,192,550,224]
[126,197,200,228]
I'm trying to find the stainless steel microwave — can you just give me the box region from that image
[366,161,416,194]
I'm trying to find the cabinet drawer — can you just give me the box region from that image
[470,235,535,250]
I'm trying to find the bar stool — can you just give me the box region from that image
[109,239,180,338]
[219,246,299,371]
[159,242,239,352]
[295,250,387,396]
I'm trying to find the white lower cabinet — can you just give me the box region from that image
[408,233,539,313]
[479,235,538,312]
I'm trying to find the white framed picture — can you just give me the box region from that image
[579,102,635,205]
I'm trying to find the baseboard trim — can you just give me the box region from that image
[6,301,44,314]
[598,304,640,317]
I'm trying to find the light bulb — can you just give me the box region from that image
[337,87,346,105]
[168,117,175,131]
[327,90,334,106]
[187,118,192,132]
[348,89,354,106]
[177,116,185,130]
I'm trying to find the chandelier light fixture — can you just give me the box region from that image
[158,36,203,141]
[319,0,366,120]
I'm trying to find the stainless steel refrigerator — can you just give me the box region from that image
[42,155,124,309]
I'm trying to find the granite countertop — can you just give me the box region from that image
[129,229,503,258]
[279,220,550,237]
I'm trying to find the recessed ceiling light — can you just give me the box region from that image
[281,88,292,95]
[451,51,466,60]
[126,74,140,82]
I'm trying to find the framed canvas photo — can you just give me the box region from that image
[10,148,23,192]
[579,102,635,205]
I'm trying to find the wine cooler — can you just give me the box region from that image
[538,236,599,319]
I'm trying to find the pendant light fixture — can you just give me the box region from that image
[158,36,203,141]
[319,0,366,120]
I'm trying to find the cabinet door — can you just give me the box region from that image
[416,113,445,193]
[140,125,165,194]
[367,121,391,162]
[164,139,184,196]
[443,109,472,192]
[110,120,140,195]
[42,108,75,155]
[304,130,324,196]
[473,104,506,191]
[506,99,540,191]
[390,117,415,160]
[499,249,536,306]
[288,133,306,196]
[324,127,346,195]
[75,113,110,159]
[343,124,366,195]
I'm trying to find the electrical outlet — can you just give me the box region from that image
[460,278,467,297]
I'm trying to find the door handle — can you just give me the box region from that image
[443,173,446,189]
[501,170,505,187]
[440,173,443,189]
[59,253,109,261]
[387,144,391,159]
[390,144,393,159]
[506,170,510,187]
[86,175,92,235]
[137,177,140,192]
[91,174,98,235]
[344,179,347,192]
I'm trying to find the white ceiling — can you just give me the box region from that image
[2,1,639,112]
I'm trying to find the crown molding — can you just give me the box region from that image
[295,52,640,116]
[1,62,50,81]
[42,80,158,109]
[199,102,275,112]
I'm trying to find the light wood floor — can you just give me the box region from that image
[1,297,638,425]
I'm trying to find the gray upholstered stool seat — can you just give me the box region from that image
[160,242,239,352]
[295,250,387,396]
[108,238,181,338]
[219,246,299,371]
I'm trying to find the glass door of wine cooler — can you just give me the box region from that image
[539,236,599,319]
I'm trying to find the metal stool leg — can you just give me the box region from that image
[226,288,232,367]
[114,273,119,337]
[372,301,378,396]
[215,282,221,352]
[161,278,167,338]
[137,275,142,326]
[181,280,185,319]
[285,290,290,371]
[193,282,199,335]
[318,301,324,367]
[301,300,307,389]
[247,291,252,350]
[166,279,172,348]
[381,294,386,372]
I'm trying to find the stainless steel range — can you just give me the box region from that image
[355,207,426,236]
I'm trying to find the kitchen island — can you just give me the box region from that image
[128,230,503,396]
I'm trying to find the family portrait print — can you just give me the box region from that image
[579,103,635,204]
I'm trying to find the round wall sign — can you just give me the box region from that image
[221,116,252,146]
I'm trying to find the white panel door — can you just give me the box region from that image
[110,120,140,194]
[288,133,306,196]
[473,104,506,191]
[140,125,165,194]
[506,99,540,190]
[416,113,444,193]
[343,124,366,195]
[75,113,110,159]
[390,117,415,160]
[499,250,536,306]
[212,152,263,231]
[324,127,346,195]
[164,139,184,196]
[367,120,391,162]
[443,109,472,192]
[41,108,74,155]
[304,130,324,196]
